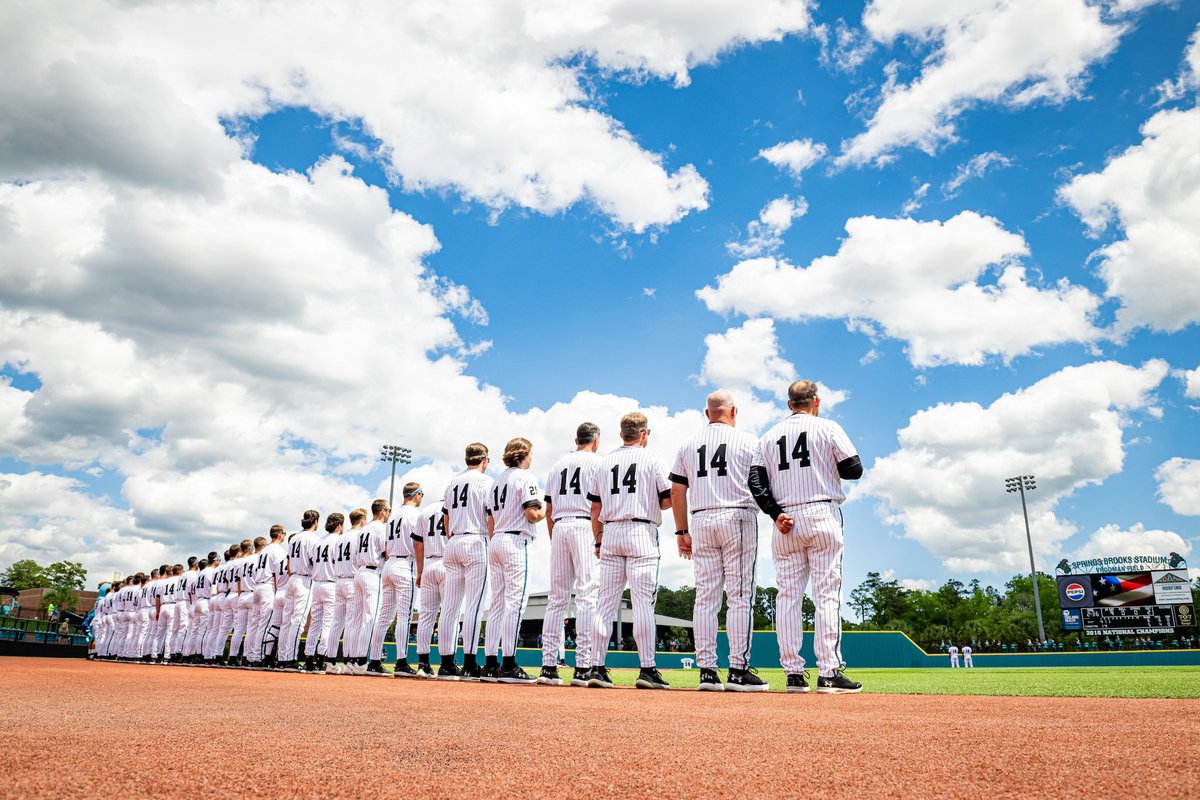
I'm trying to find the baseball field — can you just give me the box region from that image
[5,657,1197,799]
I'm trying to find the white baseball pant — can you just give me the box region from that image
[592,521,659,669]
[541,519,598,669]
[185,598,210,657]
[439,534,488,661]
[156,605,177,657]
[279,575,312,663]
[129,611,146,657]
[203,594,229,659]
[348,568,382,661]
[950,652,960,668]
[373,557,414,662]
[229,593,252,659]
[963,652,973,668]
[305,580,336,658]
[265,586,287,660]
[416,557,446,656]
[774,501,845,677]
[172,601,191,656]
[692,508,758,671]
[324,576,356,659]
[484,534,529,659]
[245,584,275,662]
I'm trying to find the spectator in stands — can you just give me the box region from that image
[57,619,70,643]
[48,603,59,624]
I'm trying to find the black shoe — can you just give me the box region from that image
[727,667,769,693]
[314,655,326,672]
[247,660,265,670]
[461,662,483,681]
[416,660,435,679]
[635,667,670,690]
[498,665,535,684]
[437,662,462,681]
[570,667,591,687]
[786,672,810,694]
[365,660,388,677]
[537,666,562,686]
[304,657,318,673]
[393,660,418,678]
[587,666,613,688]
[816,670,862,694]
[480,664,501,683]
[698,668,724,692]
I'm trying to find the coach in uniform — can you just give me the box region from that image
[750,379,863,694]
[670,390,768,692]
[587,412,672,690]
[538,423,602,687]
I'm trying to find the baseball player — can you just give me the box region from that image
[439,442,496,680]
[173,557,199,662]
[184,555,216,664]
[538,422,602,687]
[962,643,973,668]
[482,438,545,684]
[264,533,289,668]
[587,412,673,690]
[376,484,423,678]
[129,575,148,660]
[278,510,321,671]
[245,534,281,668]
[325,510,361,674]
[412,499,447,678]
[216,545,243,665]
[154,564,182,662]
[304,513,341,672]
[348,499,390,676]
[202,550,229,664]
[228,541,254,667]
[750,379,864,694]
[670,391,767,692]
[949,643,960,668]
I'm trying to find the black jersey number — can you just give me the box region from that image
[558,467,582,496]
[338,541,351,560]
[610,463,636,494]
[775,433,811,470]
[493,484,508,510]
[427,514,446,537]
[695,443,728,478]
[451,484,468,508]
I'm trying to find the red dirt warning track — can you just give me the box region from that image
[3,657,1197,799]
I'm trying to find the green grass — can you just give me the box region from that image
[602,665,1200,698]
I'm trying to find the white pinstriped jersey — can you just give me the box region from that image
[129,585,143,610]
[670,423,762,511]
[586,445,671,525]
[288,529,320,577]
[412,502,447,557]
[490,466,542,537]
[386,506,420,558]
[197,566,215,599]
[182,570,199,600]
[757,413,858,505]
[352,520,387,568]
[331,532,357,579]
[219,559,237,592]
[160,576,179,604]
[544,450,601,520]
[243,550,269,590]
[311,532,337,581]
[235,556,254,590]
[264,542,286,588]
[444,469,495,535]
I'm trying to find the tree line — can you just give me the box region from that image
[0,559,89,613]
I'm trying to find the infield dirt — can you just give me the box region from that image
[3,657,1197,799]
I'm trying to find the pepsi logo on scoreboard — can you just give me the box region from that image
[1065,583,1086,601]
[1056,575,1094,608]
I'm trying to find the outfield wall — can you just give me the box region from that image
[384,630,1200,669]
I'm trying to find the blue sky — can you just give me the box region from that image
[1,0,1198,604]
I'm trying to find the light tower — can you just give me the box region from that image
[1005,474,1045,642]
[380,445,413,508]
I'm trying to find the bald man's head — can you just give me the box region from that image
[705,390,737,425]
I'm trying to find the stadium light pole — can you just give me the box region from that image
[1005,474,1046,642]
[380,445,413,508]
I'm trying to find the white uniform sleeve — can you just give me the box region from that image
[670,444,689,486]
[521,471,541,509]
[828,420,857,462]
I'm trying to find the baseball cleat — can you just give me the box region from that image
[570,667,591,687]
[325,661,342,675]
[460,663,483,681]
[635,667,670,690]
[698,668,724,691]
[498,666,536,684]
[586,666,614,688]
[816,671,862,694]
[537,666,563,686]
[415,661,435,679]
[393,660,418,678]
[785,673,810,693]
[437,662,462,681]
[480,664,501,683]
[365,660,389,677]
[727,668,769,693]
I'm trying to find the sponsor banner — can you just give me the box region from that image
[1151,571,1192,605]
[1091,572,1155,607]
[1056,575,1093,608]
[1177,604,1196,629]
[1061,608,1082,631]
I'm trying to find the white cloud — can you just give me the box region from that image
[0,1,814,233]
[839,0,1137,165]
[901,182,930,216]
[1156,458,1200,516]
[1178,366,1200,400]
[942,151,1013,196]
[726,195,808,257]
[700,211,1102,367]
[859,360,1169,573]
[1071,523,1191,562]
[1059,105,1200,333]
[900,577,940,591]
[759,139,828,180]
[1154,22,1200,103]
[700,319,796,395]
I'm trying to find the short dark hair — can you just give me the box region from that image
[301,509,320,530]
[325,512,345,533]
[371,498,389,516]
[787,380,818,408]
[575,422,599,445]
[187,556,198,568]
[465,442,488,467]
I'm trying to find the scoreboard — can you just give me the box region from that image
[1056,568,1196,636]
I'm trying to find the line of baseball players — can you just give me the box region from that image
[91,380,865,693]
